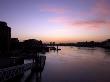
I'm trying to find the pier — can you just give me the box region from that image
[0,55,46,82]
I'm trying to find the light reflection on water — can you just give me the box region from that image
[8,46,110,82]
[42,46,110,82]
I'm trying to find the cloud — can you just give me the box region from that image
[48,0,110,29]
[48,17,69,24]
[75,0,110,18]
[71,0,110,29]
[92,0,110,18]
[39,4,65,14]
[72,19,110,28]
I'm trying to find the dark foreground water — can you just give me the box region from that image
[9,46,110,82]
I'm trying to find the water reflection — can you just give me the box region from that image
[22,56,46,82]
[6,47,110,82]
[104,49,110,55]
[6,55,46,82]
[24,55,46,82]
[42,46,110,82]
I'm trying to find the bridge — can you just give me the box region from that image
[0,55,46,82]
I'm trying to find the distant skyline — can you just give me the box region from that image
[0,0,110,42]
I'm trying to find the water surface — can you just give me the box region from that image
[41,46,110,82]
[9,46,110,82]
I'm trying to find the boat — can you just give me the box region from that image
[49,47,56,50]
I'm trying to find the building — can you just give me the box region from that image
[10,38,19,50]
[102,39,110,48]
[23,39,43,53]
[0,21,11,54]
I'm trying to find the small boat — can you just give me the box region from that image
[50,47,56,50]
[57,48,61,50]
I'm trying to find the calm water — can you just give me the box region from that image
[11,46,110,82]
[41,46,110,82]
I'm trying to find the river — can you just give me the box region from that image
[10,46,110,82]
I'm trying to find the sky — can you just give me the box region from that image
[0,0,110,43]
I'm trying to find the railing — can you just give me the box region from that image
[0,63,33,82]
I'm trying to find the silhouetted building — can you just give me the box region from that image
[23,39,43,52]
[10,38,19,50]
[76,41,99,47]
[0,21,11,54]
[102,39,110,48]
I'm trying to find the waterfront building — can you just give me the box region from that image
[0,21,11,54]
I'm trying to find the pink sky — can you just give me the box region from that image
[0,0,110,42]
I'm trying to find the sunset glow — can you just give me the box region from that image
[0,0,110,42]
